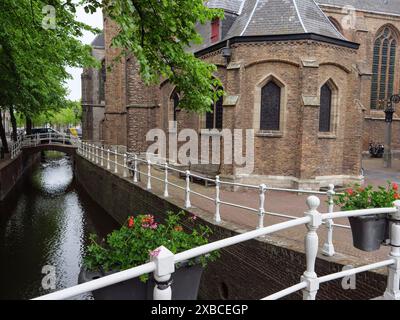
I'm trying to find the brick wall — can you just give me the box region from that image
[101,7,400,189]
[321,6,400,154]
[103,17,127,146]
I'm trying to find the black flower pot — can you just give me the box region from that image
[79,262,204,300]
[348,214,387,252]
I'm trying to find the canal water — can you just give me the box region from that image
[0,152,119,300]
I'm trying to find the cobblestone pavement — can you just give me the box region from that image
[121,158,400,267]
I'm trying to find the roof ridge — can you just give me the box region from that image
[240,0,260,36]
[237,0,246,15]
[292,0,307,33]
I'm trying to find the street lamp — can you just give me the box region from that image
[383,94,400,168]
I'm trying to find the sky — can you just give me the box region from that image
[65,6,103,101]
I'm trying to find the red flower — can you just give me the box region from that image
[393,183,398,191]
[346,188,354,196]
[394,193,400,200]
[174,225,183,232]
[128,217,134,228]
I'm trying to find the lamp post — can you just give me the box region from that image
[383,94,400,168]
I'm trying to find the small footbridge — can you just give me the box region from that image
[10,133,79,159]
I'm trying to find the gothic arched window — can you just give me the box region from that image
[319,83,332,132]
[260,81,281,131]
[99,59,106,102]
[328,17,344,36]
[206,89,223,129]
[370,26,398,109]
[171,91,180,122]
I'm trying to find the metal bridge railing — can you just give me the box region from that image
[21,133,79,148]
[9,133,79,160]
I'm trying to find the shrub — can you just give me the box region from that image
[83,211,219,282]
[334,181,399,210]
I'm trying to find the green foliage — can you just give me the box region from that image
[67,0,225,112]
[0,0,98,118]
[84,211,220,282]
[334,181,400,210]
[16,101,82,127]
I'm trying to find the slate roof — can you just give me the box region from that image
[224,0,345,40]
[205,0,245,14]
[91,33,105,48]
[317,0,400,16]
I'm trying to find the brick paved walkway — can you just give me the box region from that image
[110,157,399,266]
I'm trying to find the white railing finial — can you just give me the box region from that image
[185,170,191,208]
[322,184,336,257]
[215,176,221,223]
[151,246,174,300]
[258,184,267,229]
[384,201,400,300]
[301,195,322,300]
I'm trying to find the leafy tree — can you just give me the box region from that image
[1,0,225,153]
[66,0,225,113]
[0,0,98,150]
[16,101,82,128]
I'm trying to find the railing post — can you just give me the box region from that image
[151,246,174,300]
[123,154,128,178]
[96,146,99,164]
[301,196,322,300]
[63,134,65,145]
[133,154,138,183]
[107,149,111,170]
[114,151,118,174]
[258,184,267,229]
[322,184,336,257]
[164,162,169,197]
[36,133,39,146]
[185,170,191,208]
[101,147,104,166]
[215,176,221,223]
[147,160,152,190]
[49,133,52,144]
[384,200,400,300]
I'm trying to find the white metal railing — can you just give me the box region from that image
[10,135,23,159]
[76,142,348,257]
[33,196,400,300]
[21,133,79,148]
[10,132,79,160]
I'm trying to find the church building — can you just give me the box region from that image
[82,0,400,190]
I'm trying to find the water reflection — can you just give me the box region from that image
[0,152,118,300]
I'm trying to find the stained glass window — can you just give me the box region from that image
[371,27,397,109]
[260,81,281,131]
[319,84,332,132]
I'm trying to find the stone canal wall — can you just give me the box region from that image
[0,152,40,202]
[75,154,387,300]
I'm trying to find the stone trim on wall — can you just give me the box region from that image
[228,173,363,190]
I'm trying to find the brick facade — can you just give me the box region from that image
[320,4,400,151]
[88,3,400,190]
[81,34,105,142]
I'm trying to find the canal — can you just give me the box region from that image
[0,152,119,299]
